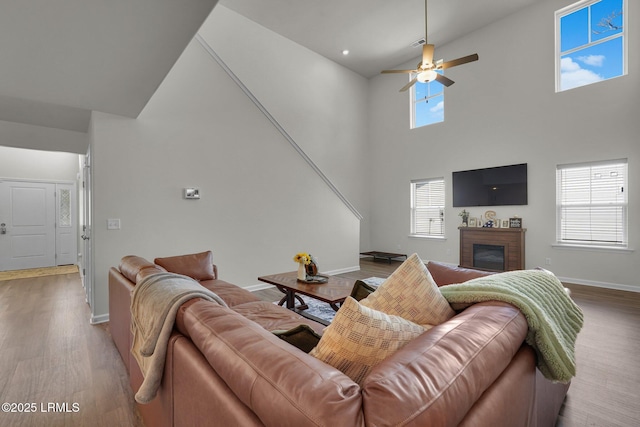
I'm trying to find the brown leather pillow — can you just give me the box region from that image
[426,261,495,287]
[154,251,215,281]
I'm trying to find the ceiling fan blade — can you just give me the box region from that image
[440,53,479,69]
[381,69,418,74]
[422,44,435,68]
[399,77,418,92]
[434,73,455,87]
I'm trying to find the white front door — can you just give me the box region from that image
[0,181,56,270]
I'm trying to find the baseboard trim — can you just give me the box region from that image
[90,313,109,325]
[557,276,640,293]
[245,283,274,292]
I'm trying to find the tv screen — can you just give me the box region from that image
[452,163,528,207]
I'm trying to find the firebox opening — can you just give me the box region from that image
[473,244,505,271]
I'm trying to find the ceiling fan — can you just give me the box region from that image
[381,0,479,92]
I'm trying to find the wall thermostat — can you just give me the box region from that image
[184,188,200,199]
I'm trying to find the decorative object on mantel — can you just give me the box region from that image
[468,217,477,227]
[293,252,319,281]
[459,209,470,226]
[509,217,523,228]
[483,220,495,228]
[484,210,496,221]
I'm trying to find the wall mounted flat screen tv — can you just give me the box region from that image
[453,163,528,207]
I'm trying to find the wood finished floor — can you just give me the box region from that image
[0,258,638,426]
[0,272,142,427]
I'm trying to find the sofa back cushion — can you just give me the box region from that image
[361,302,528,427]
[427,261,495,286]
[183,300,364,426]
[154,251,215,281]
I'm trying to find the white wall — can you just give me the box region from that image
[367,0,639,290]
[89,15,362,318]
[0,120,88,154]
[198,6,371,250]
[0,145,80,181]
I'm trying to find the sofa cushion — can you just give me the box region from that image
[360,253,455,327]
[154,251,215,281]
[199,279,262,307]
[231,301,326,335]
[183,300,364,426]
[427,260,495,286]
[309,297,425,385]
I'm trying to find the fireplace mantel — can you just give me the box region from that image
[459,227,526,272]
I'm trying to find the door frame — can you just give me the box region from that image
[0,178,78,271]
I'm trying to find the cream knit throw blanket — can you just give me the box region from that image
[439,270,583,383]
[131,272,227,404]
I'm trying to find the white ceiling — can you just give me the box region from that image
[0,0,541,137]
[219,0,540,78]
[0,0,219,133]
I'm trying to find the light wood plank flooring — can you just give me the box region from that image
[0,259,638,426]
[0,272,143,427]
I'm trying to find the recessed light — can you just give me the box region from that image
[342,49,349,56]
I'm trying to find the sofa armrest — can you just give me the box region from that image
[108,267,135,372]
[427,261,495,286]
[362,302,528,427]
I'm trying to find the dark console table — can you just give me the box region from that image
[360,251,408,263]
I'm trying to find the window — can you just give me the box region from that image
[411,72,444,128]
[410,178,445,237]
[556,159,627,247]
[556,0,626,92]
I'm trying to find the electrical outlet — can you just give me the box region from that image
[107,219,121,230]
[545,258,552,266]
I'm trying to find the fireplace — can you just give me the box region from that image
[473,244,505,271]
[459,227,526,271]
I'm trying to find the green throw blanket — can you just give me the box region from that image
[439,270,583,383]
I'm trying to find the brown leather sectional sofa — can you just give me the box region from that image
[108,251,569,426]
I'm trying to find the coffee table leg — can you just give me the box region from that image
[277,286,308,310]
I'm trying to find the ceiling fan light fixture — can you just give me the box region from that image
[417,69,437,83]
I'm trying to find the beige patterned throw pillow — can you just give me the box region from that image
[309,297,425,385]
[360,253,455,327]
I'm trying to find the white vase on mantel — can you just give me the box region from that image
[297,263,306,281]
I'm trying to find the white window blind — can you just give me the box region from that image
[556,159,627,246]
[411,178,445,237]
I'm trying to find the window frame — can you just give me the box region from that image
[555,0,627,92]
[410,177,445,239]
[555,159,628,249]
[410,72,445,129]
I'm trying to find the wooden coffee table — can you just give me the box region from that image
[258,271,354,313]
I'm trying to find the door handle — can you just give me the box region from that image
[0,223,6,234]
[81,235,90,240]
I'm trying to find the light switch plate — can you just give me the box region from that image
[107,219,121,230]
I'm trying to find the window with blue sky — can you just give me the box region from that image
[411,72,444,128]
[556,0,626,91]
